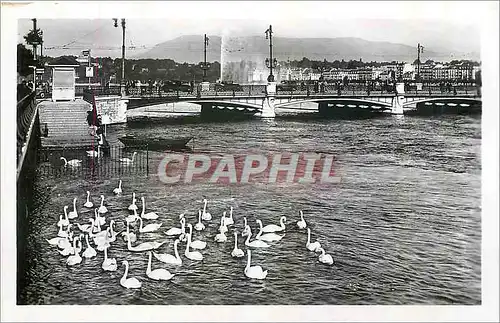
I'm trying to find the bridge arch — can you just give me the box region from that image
[275,97,393,108]
[402,97,481,107]
[186,100,262,110]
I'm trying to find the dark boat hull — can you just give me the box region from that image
[118,136,193,151]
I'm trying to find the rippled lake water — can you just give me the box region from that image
[20,109,481,305]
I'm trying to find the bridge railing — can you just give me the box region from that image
[17,91,38,165]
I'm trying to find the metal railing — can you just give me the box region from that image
[37,144,150,179]
[17,91,38,165]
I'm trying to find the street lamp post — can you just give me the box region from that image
[114,18,126,96]
[201,34,210,82]
[265,25,277,82]
[416,43,424,81]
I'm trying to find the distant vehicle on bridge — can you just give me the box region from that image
[162,80,191,93]
[215,81,243,92]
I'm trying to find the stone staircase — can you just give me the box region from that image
[38,99,100,148]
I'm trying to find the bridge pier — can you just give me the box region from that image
[256,82,276,118]
[391,83,405,115]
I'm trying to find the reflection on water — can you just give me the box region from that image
[20,113,481,305]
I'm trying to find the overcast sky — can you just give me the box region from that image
[16,2,482,58]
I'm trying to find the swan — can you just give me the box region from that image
[244,227,270,248]
[107,220,118,243]
[95,227,111,251]
[57,233,73,250]
[194,210,205,231]
[306,228,322,252]
[317,248,334,265]
[126,208,138,224]
[146,251,175,281]
[140,197,159,220]
[76,218,94,233]
[296,211,307,229]
[57,222,69,238]
[59,233,77,256]
[92,210,103,234]
[113,180,122,195]
[66,236,82,266]
[127,234,167,252]
[67,198,78,219]
[153,239,182,265]
[219,214,228,234]
[128,193,138,211]
[95,208,106,227]
[120,260,142,289]
[102,246,117,271]
[231,231,244,258]
[121,218,137,243]
[187,223,206,250]
[244,249,268,280]
[83,191,94,208]
[184,233,203,261]
[214,226,227,243]
[256,220,284,242]
[46,236,64,246]
[201,198,212,221]
[60,156,82,167]
[57,206,70,227]
[241,217,250,237]
[120,151,138,164]
[165,217,185,237]
[98,195,108,214]
[86,145,102,157]
[261,216,286,233]
[223,207,234,226]
[82,234,97,259]
[135,215,162,233]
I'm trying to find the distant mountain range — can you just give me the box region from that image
[133,35,480,63]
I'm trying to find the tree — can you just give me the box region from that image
[17,44,35,77]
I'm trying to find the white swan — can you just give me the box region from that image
[317,247,334,265]
[244,249,268,280]
[135,215,162,233]
[76,218,94,233]
[59,232,77,256]
[241,217,250,237]
[95,227,111,251]
[66,236,82,266]
[306,228,322,252]
[261,216,286,233]
[57,232,73,250]
[82,234,97,259]
[67,197,78,219]
[231,231,244,258]
[165,217,185,236]
[57,206,70,227]
[128,192,138,211]
[46,236,64,246]
[219,214,228,234]
[92,210,103,234]
[57,222,69,238]
[201,198,212,221]
[120,260,142,289]
[113,180,122,195]
[256,220,284,242]
[120,151,137,164]
[214,226,227,243]
[184,233,203,261]
[146,251,175,281]
[140,196,159,220]
[107,220,118,243]
[86,145,102,157]
[154,239,182,265]
[60,156,82,167]
[187,223,206,250]
[245,227,270,248]
[121,218,137,243]
[83,191,93,208]
[101,246,117,271]
[127,234,166,252]
[98,195,108,214]
[194,210,205,231]
[296,210,307,229]
[223,206,234,226]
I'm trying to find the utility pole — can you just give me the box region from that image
[265,25,277,82]
[114,18,126,96]
[202,34,209,82]
[32,19,37,62]
[88,49,92,89]
[417,43,424,80]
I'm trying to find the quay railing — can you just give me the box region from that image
[36,144,150,179]
[17,91,39,169]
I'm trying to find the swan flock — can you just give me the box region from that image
[46,180,335,292]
